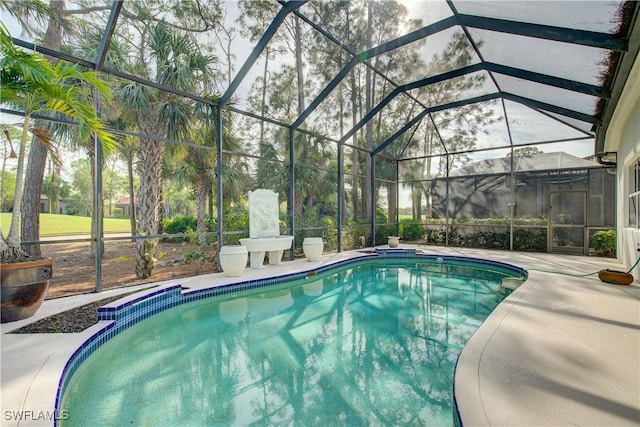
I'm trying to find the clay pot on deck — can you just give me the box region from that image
[1,258,53,323]
[387,236,400,248]
[303,237,324,262]
[598,269,634,285]
[219,245,248,277]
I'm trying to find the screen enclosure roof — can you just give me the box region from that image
[4,0,639,164]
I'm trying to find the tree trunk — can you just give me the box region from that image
[127,152,137,241]
[7,116,31,249]
[195,176,208,247]
[208,188,214,224]
[89,151,104,258]
[135,129,164,279]
[346,8,359,222]
[20,0,65,258]
[157,181,164,235]
[21,138,46,257]
[350,69,359,221]
[0,143,8,212]
[388,170,397,223]
[363,1,373,223]
[424,186,432,220]
[338,71,346,226]
[295,14,310,213]
[424,130,433,219]
[412,189,422,220]
[295,15,305,115]
[260,47,270,146]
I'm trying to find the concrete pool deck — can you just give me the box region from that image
[1,247,638,426]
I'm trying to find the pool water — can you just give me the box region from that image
[60,259,517,426]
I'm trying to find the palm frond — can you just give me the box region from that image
[29,126,62,169]
[1,23,119,163]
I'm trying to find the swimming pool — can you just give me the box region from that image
[57,254,525,426]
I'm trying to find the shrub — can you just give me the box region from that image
[223,210,249,233]
[513,228,547,252]
[164,215,197,234]
[425,227,446,245]
[115,254,130,262]
[341,222,371,250]
[479,230,509,249]
[163,216,197,241]
[400,219,424,241]
[513,216,547,226]
[591,229,616,257]
[294,206,338,252]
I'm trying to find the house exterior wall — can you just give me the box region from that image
[605,51,640,281]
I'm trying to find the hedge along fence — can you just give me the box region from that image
[421,225,546,251]
[402,217,546,251]
[399,218,615,257]
[162,214,616,257]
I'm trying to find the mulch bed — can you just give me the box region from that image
[40,239,218,298]
[8,239,218,334]
[9,292,140,334]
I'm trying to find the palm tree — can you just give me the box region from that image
[1,0,117,259]
[164,107,217,248]
[0,23,116,263]
[165,100,247,247]
[118,21,218,279]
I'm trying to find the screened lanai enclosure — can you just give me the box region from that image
[1,0,637,289]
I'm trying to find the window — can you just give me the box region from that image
[630,159,640,228]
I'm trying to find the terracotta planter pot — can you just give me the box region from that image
[598,269,634,285]
[1,258,52,323]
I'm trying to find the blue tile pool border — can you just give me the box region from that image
[54,251,526,426]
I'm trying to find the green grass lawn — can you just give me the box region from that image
[0,213,131,236]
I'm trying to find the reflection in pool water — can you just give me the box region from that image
[60,259,517,426]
